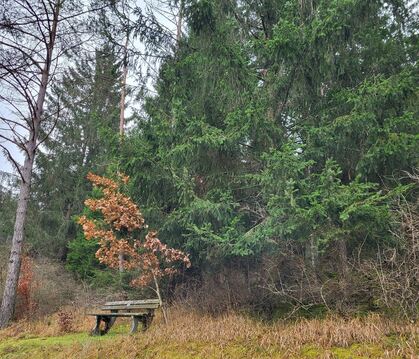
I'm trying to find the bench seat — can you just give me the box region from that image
[87,312,151,317]
[100,304,160,311]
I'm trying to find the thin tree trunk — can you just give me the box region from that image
[58,204,72,261]
[176,0,183,45]
[153,274,168,324]
[0,152,34,328]
[118,33,129,273]
[338,238,349,302]
[305,234,318,269]
[119,34,129,138]
[118,0,129,136]
[0,0,60,329]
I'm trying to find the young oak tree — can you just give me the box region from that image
[78,172,191,321]
[92,0,174,272]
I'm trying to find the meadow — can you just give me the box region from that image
[0,307,417,358]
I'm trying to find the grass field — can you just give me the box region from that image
[0,308,417,358]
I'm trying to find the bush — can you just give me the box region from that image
[57,310,74,333]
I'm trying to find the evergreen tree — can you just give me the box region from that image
[31,46,121,259]
[116,0,418,312]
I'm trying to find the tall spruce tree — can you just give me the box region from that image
[116,0,417,311]
[31,46,121,259]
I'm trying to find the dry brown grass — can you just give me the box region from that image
[132,308,418,357]
[0,306,92,338]
[1,306,416,358]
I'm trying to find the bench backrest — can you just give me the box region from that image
[101,299,161,311]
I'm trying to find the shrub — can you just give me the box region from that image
[57,310,74,333]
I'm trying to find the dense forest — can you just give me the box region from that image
[0,0,418,343]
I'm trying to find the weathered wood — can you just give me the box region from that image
[100,299,160,311]
[142,312,154,331]
[91,315,114,336]
[130,316,139,334]
[91,316,101,336]
[87,312,153,317]
[100,304,160,311]
[108,309,117,328]
[88,299,160,335]
[103,299,160,306]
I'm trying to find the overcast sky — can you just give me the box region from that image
[0,0,178,176]
[0,145,22,173]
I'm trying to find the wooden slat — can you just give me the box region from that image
[87,312,152,317]
[100,304,160,311]
[103,299,160,306]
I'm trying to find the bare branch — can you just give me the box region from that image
[0,143,24,182]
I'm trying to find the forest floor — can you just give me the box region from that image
[0,307,417,358]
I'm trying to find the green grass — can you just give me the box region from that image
[0,324,130,359]
[0,332,110,358]
[0,327,414,359]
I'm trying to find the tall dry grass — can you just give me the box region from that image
[136,308,417,357]
[0,306,92,339]
[1,305,417,358]
[150,308,417,348]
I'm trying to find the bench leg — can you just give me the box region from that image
[131,314,153,334]
[109,310,118,329]
[92,313,154,335]
[142,312,154,331]
[91,316,102,336]
[103,316,113,335]
[91,315,113,336]
[130,316,139,334]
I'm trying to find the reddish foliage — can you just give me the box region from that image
[78,172,191,287]
[16,255,37,319]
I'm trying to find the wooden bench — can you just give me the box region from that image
[87,299,161,335]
